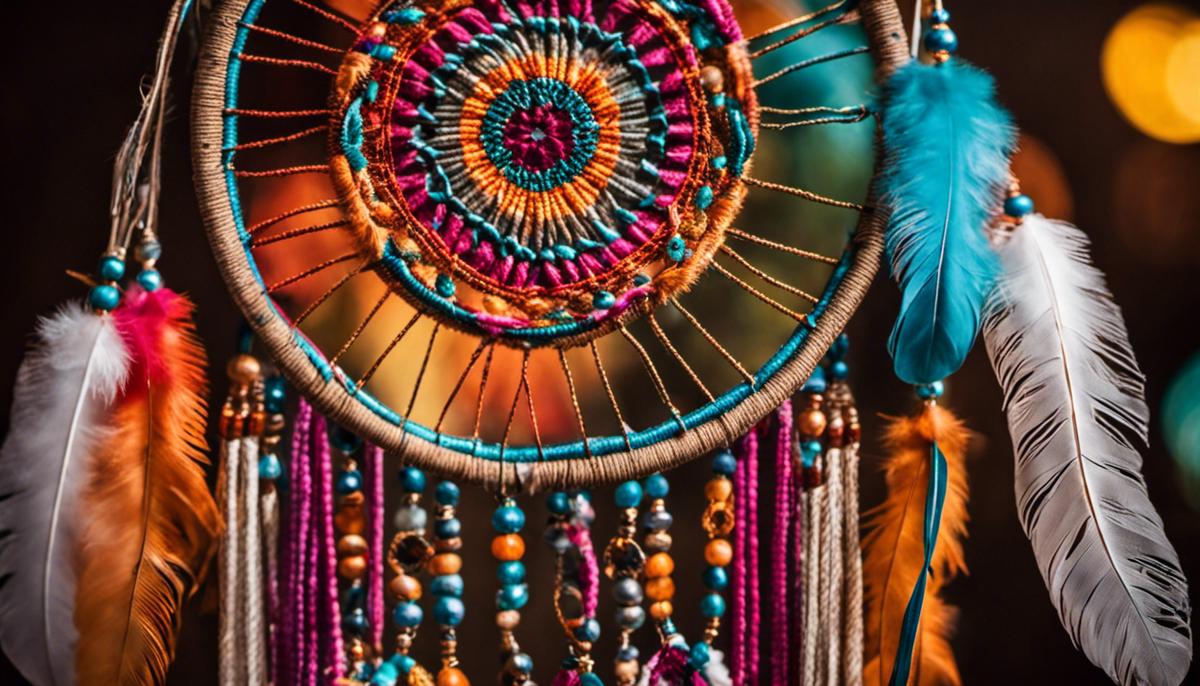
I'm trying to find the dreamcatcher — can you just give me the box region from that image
[0,0,1191,685]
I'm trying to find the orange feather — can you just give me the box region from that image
[862,404,970,686]
[74,287,222,686]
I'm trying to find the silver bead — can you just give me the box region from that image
[392,504,427,532]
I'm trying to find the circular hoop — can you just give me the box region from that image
[192,0,910,490]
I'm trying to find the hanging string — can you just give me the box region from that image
[278,400,314,686]
[312,414,346,681]
[731,428,760,685]
[769,402,795,686]
[365,444,386,654]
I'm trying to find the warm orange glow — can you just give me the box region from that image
[1102,4,1200,144]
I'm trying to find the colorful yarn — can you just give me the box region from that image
[769,402,794,685]
[731,428,759,685]
[313,414,346,680]
[366,443,386,652]
[278,400,312,686]
[330,0,757,344]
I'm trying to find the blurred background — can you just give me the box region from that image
[1,0,1198,683]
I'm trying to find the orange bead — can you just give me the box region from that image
[704,477,732,502]
[649,600,674,621]
[389,573,422,601]
[645,577,676,601]
[491,534,525,561]
[437,667,470,686]
[337,534,368,557]
[704,539,733,567]
[645,552,674,579]
[338,555,367,579]
[333,511,364,535]
[428,552,463,575]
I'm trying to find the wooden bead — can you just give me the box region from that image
[644,552,674,579]
[799,409,827,437]
[334,511,364,535]
[338,555,367,579]
[437,667,470,686]
[337,534,368,557]
[227,354,261,385]
[491,534,525,561]
[428,552,463,575]
[704,477,732,502]
[496,610,521,630]
[435,536,463,552]
[704,539,733,567]
[341,491,366,507]
[645,577,675,602]
[649,600,674,621]
[390,573,422,601]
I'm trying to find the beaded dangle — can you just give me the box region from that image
[430,480,469,686]
[375,466,435,686]
[697,451,737,680]
[546,492,603,685]
[491,498,534,685]
[331,427,373,682]
[259,374,287,681]
[603,482,648,685]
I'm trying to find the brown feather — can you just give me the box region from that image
[74,287,221,686]
[862,404,970,686]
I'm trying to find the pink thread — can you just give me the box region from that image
[550,669,583,686]
[770,402,794,686]
[365,444,386,652]
[745,428,761,685]
[567,520,599,617]
[731,427,760,686]
[279,400,313,686]
[731,442,747,684]
[312,414,345,681]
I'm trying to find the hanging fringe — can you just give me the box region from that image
[364,444,386,656]
[277,401,313,685]
[769,402,794,686]
[862,403,969,686]
[730,428,760,686]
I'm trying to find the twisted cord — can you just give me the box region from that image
[285,401,315,686]
[842,441,864,686]
[261,483,280,685]
[365,444,386,653]
[242,438,267,686]
[218,439,241,686]
[823,448,844,686]
[770,403,794,686]
[312,414,345,681]
[802,463,824,686]
[731,437,749,684]
[746,428,761,685]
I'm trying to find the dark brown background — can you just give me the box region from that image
[1,1,1197,684]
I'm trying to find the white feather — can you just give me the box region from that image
[702,649,731,686]
[982,214,1191,686]
[0,302,128,686]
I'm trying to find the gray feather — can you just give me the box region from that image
[983,214,1191,685]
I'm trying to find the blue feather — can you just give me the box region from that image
[879,60,1015,385]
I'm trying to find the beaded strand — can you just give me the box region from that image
[372,467,435,686]
[603,482,647,685]
[698,451,736,661]
[492,498,534,685]
[430,481,469,686]
[546,492,604,685]
[331,427,373,682]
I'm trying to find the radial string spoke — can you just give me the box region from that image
[753,46,871,87]
[749,8,860,60]
[620,326,686,432]
[743,176,865,210]
[330,290,390,367]
[760,111,871,130]
[235,54,338,75]
[291,263,364,328]
[252,218,349,247]
[522,351,544,462]
[558,349,593,459]
[669,297,756,387]
[726,227,839,264]
[719,244,820,304]
[648,313,714,401]
[402,323,441,419]
[354,311,422,390]
[234,164,328,179]
[225,108,335,118]
[711,262,812,324]
[248,199,342,235]
[227,124,327,152]
[591,340,632,453]
[290,0,360,32]
[472,344,497,442]
[435,339,490,433]
[239,22,346,53]
[742,0,853,43]
[266,252,358,292]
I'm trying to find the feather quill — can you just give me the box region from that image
[74,286,221,686]
[0,303,129,686]
[880,60,1015,384]
[862,405,969,686]
[982,214,1191,685]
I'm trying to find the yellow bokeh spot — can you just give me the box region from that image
[1102,4,1200,144]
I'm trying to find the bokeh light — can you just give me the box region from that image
[1163,352,1200,509]
[1101,4,1200,144]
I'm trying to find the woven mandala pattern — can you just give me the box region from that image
[333,0,756,345]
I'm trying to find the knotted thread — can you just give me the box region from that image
[770,402,794,686]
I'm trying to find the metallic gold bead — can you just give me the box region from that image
[390,573,422,600]
[338,555,367,579]
[226,354,261,385]
[337,534,368,557]
[704,477,732,502]
[700,65,724,92]
[799,409,827,437]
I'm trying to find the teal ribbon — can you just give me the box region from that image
[888,440,949,686]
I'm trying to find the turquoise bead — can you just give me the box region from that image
[497,583,529,610]
[497,560,526,585]
[400,466,426,492]
[712,450,736,475]
[257,454,283,481]
[694,185,714,210]
[665,235,687,262]
[916,380,945,399]
[830,360,849,380]
[393,601,423,627]
[1004,193,1035,218]
[434,596,466,626]
[507,652,534,675]
[97,256,125,282]
[431,574,464,597]
[331,425,362,453]
[703,565,728,590]
[643,474,669,499]
[803,366,827,393]
[136,269,162,292]
[435,273,456,298]
[336,469,363,494]
[701,592,726,618]
[614,480,643,508]
[391,654,416,674]
[434,517,461,539]
[547,491,571,515]
[370,662,398,686]
[492,505,526,533]
[88,284,120,311]
[580,673,604,686]
[930,8,951,23]
[923,27,958,54]
[573,617,601,642]
[264,376,286,413]
[689,641,711,669]
[592,290,616,310]
[435,480,460,505]
[342,609,369,635]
